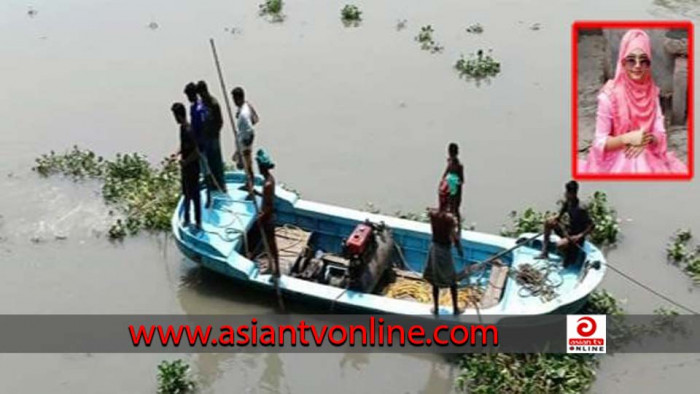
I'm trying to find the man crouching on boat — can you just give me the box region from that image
[256,149,280,278]
[536,180,594,266]
[424,183,464,316]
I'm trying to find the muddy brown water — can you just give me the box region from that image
[0,0,698,392]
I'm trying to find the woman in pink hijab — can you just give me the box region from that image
[580,29,687,174]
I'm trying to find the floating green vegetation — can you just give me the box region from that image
[666,229,700,283]
[396,19,407,31]
[259,0,285,23]
[465,23,484,34]
[500,191,620,248]
[415,25,444,53]
[456,353,598,394]
[455,49,501,81]
[362,203,477,230]
[341,4,362,27]
[157,359,196,394]
[500,207,550,238]
[33,147,180,240]
[585,191,620,246]
[456,290,623,393]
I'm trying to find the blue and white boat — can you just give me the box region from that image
[171,172,606,317]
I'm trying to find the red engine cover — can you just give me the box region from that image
[346,224,373,255]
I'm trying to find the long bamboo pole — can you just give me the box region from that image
[209,38,284,311]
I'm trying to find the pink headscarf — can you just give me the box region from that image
[602,29,660,135]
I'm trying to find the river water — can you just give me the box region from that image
[0,0,698,392]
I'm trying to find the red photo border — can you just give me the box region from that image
[572,20,694,181]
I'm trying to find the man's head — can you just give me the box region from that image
[184,82,197,103]
[565,180,579,203]
[196,80,210,100]
[232,86,245,107]
[448,142,459,158]
[171,102,187,125]
[256,148,275,175]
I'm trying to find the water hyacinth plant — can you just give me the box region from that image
[584,191,620,246]
[396,19,407,31]
[33,147,180,240]
[259,0,285,23]
[500,191,620,248]
[455,290,623,393]
[341,4,362,27]
[455,49,501,80]
[415,25,443,53]
[465,23,484,33]
[666,229,700,283]
[34,146,106,179]
[157,359,196,394]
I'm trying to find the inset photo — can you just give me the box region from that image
[573,21,693,180]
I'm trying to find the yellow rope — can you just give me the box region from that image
[384,277,483,308]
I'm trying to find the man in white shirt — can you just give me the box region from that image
[231,86,259,192]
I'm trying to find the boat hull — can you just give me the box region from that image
[171,171,607,318]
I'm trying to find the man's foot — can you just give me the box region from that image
[535,252,549,260]
[453,307,465,316]
[430,307,439,316]
[205,200,212,209]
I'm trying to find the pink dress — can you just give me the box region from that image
[579,92,687,174]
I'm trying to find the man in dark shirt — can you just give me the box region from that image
[171,102,201,230]
[184,82,211,208]
[196,81,227,197]
[537,180,594,266]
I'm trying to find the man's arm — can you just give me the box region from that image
[572,213,595,243]
[450,215,464,257]
[213,104,224,131]
[258,181,274,220]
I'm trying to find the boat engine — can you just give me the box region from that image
[343,221,395,293]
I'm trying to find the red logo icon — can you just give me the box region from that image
[576,317,597,337]
[567,315,606,354]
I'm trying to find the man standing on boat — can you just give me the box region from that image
[536,180,594,266]
[196,80,227,198]
[171,102,202,231]
[256,148,279,278]
[441,142,464,235]
[184,82,211,208]
[424,183,463,316]
[231,87,259,193]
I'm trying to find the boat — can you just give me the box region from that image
[171,171,606,318]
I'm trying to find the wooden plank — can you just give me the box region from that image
[479,263,509,309]
[258,226,312,275]
[393,269,424,281]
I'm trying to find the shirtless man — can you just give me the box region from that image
[256,148,279,277]
[423,184,464,315]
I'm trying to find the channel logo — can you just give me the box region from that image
[566,315,606,353]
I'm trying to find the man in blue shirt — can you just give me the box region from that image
[197,81,227,196]
[184,82,212,208]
